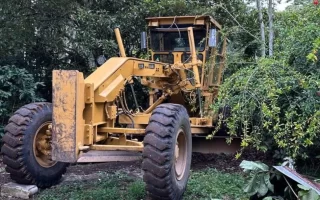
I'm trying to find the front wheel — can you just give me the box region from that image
[1,102,68,188]
[142,103,192,200]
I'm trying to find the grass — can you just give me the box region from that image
[36,169,249,200]
[37,172,145,200]
[184,169,249,200]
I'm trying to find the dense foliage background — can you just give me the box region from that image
[0,0,319,162]
[213,4,320,160]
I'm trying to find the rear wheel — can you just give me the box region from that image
[142,103,192,200]
[1,102,67,188]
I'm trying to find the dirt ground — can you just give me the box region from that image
[0,155,9,183]
[0,150,272,200]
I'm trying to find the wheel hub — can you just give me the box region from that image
[174,129,187,181]
[33,122,57,168]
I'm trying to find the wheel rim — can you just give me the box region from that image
[175,128,187,181]
[33,122,57,168]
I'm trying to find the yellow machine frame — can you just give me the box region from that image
[51,16,227,163]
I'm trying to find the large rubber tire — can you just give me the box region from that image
[1,102,68,188]
[142,103,192,200]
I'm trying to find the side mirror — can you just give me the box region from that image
[141,32,147,49]
[208,29,217,48]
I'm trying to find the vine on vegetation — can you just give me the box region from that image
[210,59,320,159]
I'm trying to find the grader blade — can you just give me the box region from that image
[192,137,241,154]
[77,150,141,163]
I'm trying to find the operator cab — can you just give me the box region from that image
[143,15,227,93]
[149,25,206,63]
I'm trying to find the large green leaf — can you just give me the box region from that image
[298,184,320,200]
[297,184,311,191]
[243,173,260,195]
[257,174,269,196]
[298,189,320,200]
[243,172,272,197]
[264,174,274,193]
[240,160,269,173]
[241,161,274,197]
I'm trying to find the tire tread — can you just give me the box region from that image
[1,102,66,188]
[142,103,191,200]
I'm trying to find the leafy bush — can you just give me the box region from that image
[275,5,320,75]
[0,65,44,144]
[240,160,320,200]
[211,5,320,160]
[212,59,320,159]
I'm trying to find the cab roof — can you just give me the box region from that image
[145,15,221,30]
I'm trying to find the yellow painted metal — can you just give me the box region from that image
[84,83,94,103]
[105,105,117,120]
[119,113,151,124]
[114,28,126,57]
[33,122,57,168]
[52,70,85,162]
[187,27,201,88]
[144,94,166,114]
[85,57,171,103]
[92,136,143,151]
[51,15,231,162]
[91,145,143,152]
[97,127,145,134]
[146,16,222,30]
[94,134,108,143]
[84,124,93,144]
[189,117,212,126]
[149,90,155,105]
[97,127,214,135]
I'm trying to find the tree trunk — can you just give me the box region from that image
[268,0,274,56]
[256,0,266,57]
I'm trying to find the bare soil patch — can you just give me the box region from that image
[191,149,273,172]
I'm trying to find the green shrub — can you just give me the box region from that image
[212,59,319,159]
[0,65,44,144]
[210,5,320,160]
[275,5,320,75]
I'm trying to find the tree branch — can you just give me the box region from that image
[214,3,260,41]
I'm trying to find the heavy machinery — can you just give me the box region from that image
[1,16,232,199]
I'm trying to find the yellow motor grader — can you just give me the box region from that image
[1,16,235,199]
